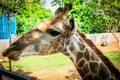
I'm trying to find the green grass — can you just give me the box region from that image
[1,51,120,71]
[104,51,120,62]
[2,53,72,71]
[104,51,120,69]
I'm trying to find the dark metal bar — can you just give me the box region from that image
[0,72,2,80]
[9,59,12,71]
[8,13,12,71]
[0,68,35,80]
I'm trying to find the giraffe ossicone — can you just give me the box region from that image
[2,4,120,80]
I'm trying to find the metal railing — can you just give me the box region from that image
[0,68,35,80]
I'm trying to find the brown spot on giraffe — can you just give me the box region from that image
[83,64,89,74]
[89,62,98,73]
[78,42,85,50]
[84,49,90,61]
[78,59,85,68]
[69,43,74,51]
[84,75,93,80]
[77,30,120,79]
[94,76,102,80]
[78,69,85,78]
[77,51,83,59]
[99,63,110,79]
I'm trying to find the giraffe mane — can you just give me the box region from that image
[77,29,120,78]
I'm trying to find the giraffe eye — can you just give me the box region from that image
[47,29,60,36]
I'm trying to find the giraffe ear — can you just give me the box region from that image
[64,4,72,15]
[69,14,77,33]
[53,4,72,19]
[55,7,64,15]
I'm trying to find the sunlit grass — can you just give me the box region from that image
[104,51,120,62]
[2,53,72,71]
[1,51,120,71]
[104,51,120,70]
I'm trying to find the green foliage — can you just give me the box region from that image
[16,1,53,34]
[52,0,63,6]
[104,51,120,62]
[0,8,2,16]
[1,0,120,34]
[102,0,120,32]
[104,51,120,69]
[0,0,53,34]
[52,0,120,33]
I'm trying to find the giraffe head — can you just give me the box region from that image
[2,4,76,60]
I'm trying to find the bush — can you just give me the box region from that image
[16,2,53,34]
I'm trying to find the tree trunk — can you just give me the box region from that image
[112,32,120,58]
[112,33,120,48]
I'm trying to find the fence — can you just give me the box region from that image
[86,33,120,44]
[0,68,35,80]
[86,33,120,51]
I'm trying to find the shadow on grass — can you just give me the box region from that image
[14,68,38,80]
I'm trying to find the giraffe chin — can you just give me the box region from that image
[7,52,22,61]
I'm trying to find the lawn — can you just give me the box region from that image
[1,51,120,71]
[2,53,72,71]
[104,51,120,70]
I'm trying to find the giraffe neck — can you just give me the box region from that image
[64,32,119,80]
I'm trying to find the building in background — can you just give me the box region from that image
[0,13,16,39]
[0,13,16,53]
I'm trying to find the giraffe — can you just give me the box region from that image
[2,4,120,80]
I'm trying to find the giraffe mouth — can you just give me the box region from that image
[3,50,22,61]
[8,53,21,61]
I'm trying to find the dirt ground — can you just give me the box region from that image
[11,41,120,80]
[96,41,120,51]
[14,65,82,80]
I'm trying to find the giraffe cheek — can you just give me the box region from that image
[8,51,22,61]
[84,49,90,61]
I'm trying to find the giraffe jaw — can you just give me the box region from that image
[8,53,21,61]
[3,50,22,61]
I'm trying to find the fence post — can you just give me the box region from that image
[0,72,2,80]
[0,68,35,80]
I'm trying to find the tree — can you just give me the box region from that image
[1,0,120,34]
[52,0,120,33]
[16,0,53,34]
[0,0,18,44]
[99,0,120,32]
[0,0,53,34]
